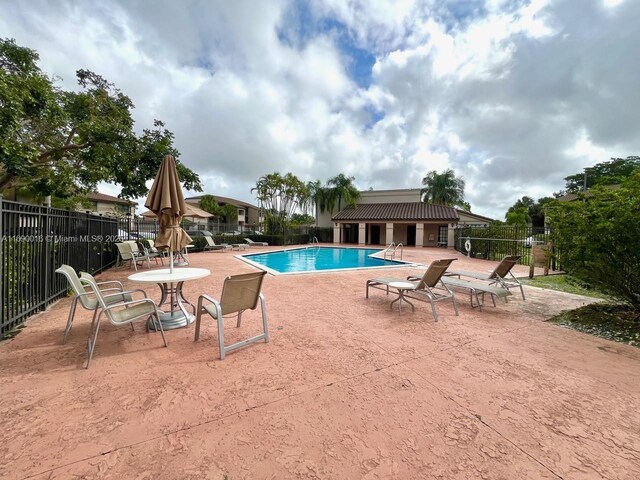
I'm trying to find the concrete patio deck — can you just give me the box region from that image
[1,247,639,479]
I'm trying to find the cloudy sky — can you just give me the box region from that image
[1,0,638,218]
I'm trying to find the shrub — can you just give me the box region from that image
[547,172,640,312]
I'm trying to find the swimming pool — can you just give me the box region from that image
[240,246,410,274]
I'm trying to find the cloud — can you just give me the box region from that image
[1,0,639,219]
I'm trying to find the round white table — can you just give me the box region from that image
[128,267,210,330]
[388,281,416,313]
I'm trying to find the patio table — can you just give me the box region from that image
[388,280,416,313]
[128,267,210,330]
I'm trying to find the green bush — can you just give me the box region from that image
[547,172,640,311]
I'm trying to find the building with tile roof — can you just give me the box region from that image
[317,188,492,247]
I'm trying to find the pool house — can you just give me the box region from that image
[316,189,493,248]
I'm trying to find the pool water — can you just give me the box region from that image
[241,246,406,274]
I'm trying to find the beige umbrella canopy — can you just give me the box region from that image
[145,155,192,271]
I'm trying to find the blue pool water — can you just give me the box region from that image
[242,247,404,274]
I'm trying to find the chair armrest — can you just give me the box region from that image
[95,280,124,290]
[102,288,147,300]
[103,298,158,315]
[197,293,220,306]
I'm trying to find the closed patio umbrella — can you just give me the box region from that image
[144,154,192,273]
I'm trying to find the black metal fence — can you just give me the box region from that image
[1,196,118,336]
[453,225,560,270]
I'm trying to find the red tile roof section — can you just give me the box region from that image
[332,203,459,221]
[86,192,135,205]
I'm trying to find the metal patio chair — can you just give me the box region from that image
[445,255,525,300]
[55,265,141,343]
[81,273,167,369]
[194,271,269,359]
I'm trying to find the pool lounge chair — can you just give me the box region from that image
[445,255,525,300]
[366,258,458,321]
[204,236,232,251]
[194,271,269,360]
[244,238,268,246]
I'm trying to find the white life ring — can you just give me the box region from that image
[464,239,471,252]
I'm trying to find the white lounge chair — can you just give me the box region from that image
[203,236,232,251]
[244,237,268,246]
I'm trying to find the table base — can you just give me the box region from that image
[149,310,195,331]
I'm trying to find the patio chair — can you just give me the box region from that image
[203,236,232,252]
[55,265,142,344]
[115,242,149,270]
[194,271,269,359]
[81,274,167,368]
[366,258,458,321]
[143,239,165,265]
[244,237,268,247]
[446,255,525,300]
[127,240,159,266]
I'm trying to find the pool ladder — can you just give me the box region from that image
[383,242,403,261]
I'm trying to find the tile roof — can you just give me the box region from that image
[332,203,459,221]
[87,192,135,205]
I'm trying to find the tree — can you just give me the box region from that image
[0,38,201,202]
[198,194,222,216]
[326,173,360,213]
[220,203,238,225]
[561,156,640,194]
[547,172,640,312]
[251,172,307,233]
[505,195,554,228]
[420,169,467,208]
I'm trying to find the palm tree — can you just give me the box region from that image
[327,173,360,213]
[420,169,466,208]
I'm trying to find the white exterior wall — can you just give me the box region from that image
[357,189,421,204]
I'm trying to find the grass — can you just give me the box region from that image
[521,274,610,299]
[523,274,639,347]
[549,304,640,347]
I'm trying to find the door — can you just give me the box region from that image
[407,225,416,246]
[370,225,381,244]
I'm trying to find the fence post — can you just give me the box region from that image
[0,194,3,326]
[85,211,91,272]
[40,203,51,309]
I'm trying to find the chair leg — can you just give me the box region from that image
[86,312,103,369]
[451,294,458,316]
[194,299,203,341]
[431,301,439,322]
[236,312,243,328]
[152,314,167,347]
[259,295,269,342]
[217,315,226,360]
[62,297,79,344]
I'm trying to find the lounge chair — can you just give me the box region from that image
[244,237,268,247]
[194,271,269,359]
[445,255,525,300]
[366,258,458,321]
[55,265,141,344]
[203,236,232,251]
[81,273,167,368]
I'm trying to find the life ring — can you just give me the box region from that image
[464,239,471,252]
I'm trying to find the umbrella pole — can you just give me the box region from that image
[170,250,174,274]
